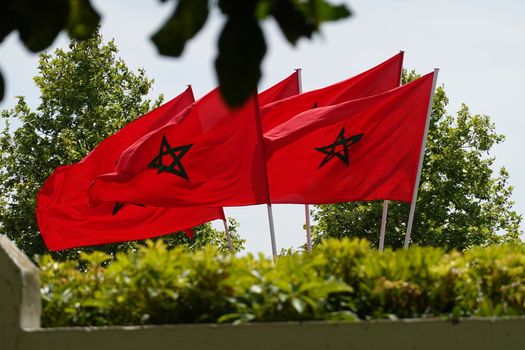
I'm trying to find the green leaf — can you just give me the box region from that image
[305,0,352,23]
[151,0,209,57]
[67,0,100,40]
[215,17,266,106]
[324,310,359,321]
[291,298,305,314]
[255,0,272,19]
[217,312,254,324]
[249,284,263,294]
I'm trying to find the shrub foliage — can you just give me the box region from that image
[39,238,525,327]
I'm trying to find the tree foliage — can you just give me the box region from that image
[161,218,244,254]
[313,71,522,251]
[0,0,351,105]
[0,30,243,258]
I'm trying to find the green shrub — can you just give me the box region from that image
[39,239,525,327]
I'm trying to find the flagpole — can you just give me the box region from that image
[379,200,388,252]
[304,203,312,251]
[295,68,313,252]
[404,68,439,248]
[252,90,278,259]
[267,203,278,257]
[379,51,404,251]
[223,219,234,253]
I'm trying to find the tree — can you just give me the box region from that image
[162,218,244,254]
[312,71,522,251]
[0,30,243,259]
[0,0,351,105]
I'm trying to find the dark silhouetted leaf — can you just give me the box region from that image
[0,0,16,43]
[215,17,266,107]
[17,0,69,52]
[0,0,354,103]
[218,0,258,16]
[0,70,4,101]
[151,0,209,57]
[67,0,100,40]
[271,0,316,45]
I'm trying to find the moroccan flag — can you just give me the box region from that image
[258,70,300,106]
[89,88,268,208]
[260,52,404,133]
[264,71,436,204]
[36,87,225,251]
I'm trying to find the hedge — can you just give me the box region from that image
[39,239,525,327]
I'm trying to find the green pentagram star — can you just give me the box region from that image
[149,135,192,180]
[315,127,363,168]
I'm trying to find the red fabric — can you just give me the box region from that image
[258,71,300,106]
[36,87,225,251]
[260,52,404,133]
[264,71,435,204]
[183,228,194,238]
[89,89,269,208]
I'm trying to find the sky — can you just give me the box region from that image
[1,0,524,256]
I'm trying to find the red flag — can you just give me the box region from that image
[89,88,269,208]
[260,52,404,133]
[264,71,435,204]
[258,71,300,106]
[36,87,225,251]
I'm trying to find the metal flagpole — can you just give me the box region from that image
[223,219,234,253]
[252,89,278,259]
[379,50,404,251]
[295,68,313,252]
[379,200,389,252]
[404,68,439,248]
[267,204,278,257]
[304,203,312,252]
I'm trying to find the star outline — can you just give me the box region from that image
[149,135,192,180]
[315,127,363,169]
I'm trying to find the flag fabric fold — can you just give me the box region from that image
[260,52,404,133]
[36,87,225,251]
[89,88,269,208]
[258,70,300,106]
[264,71,435,204]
